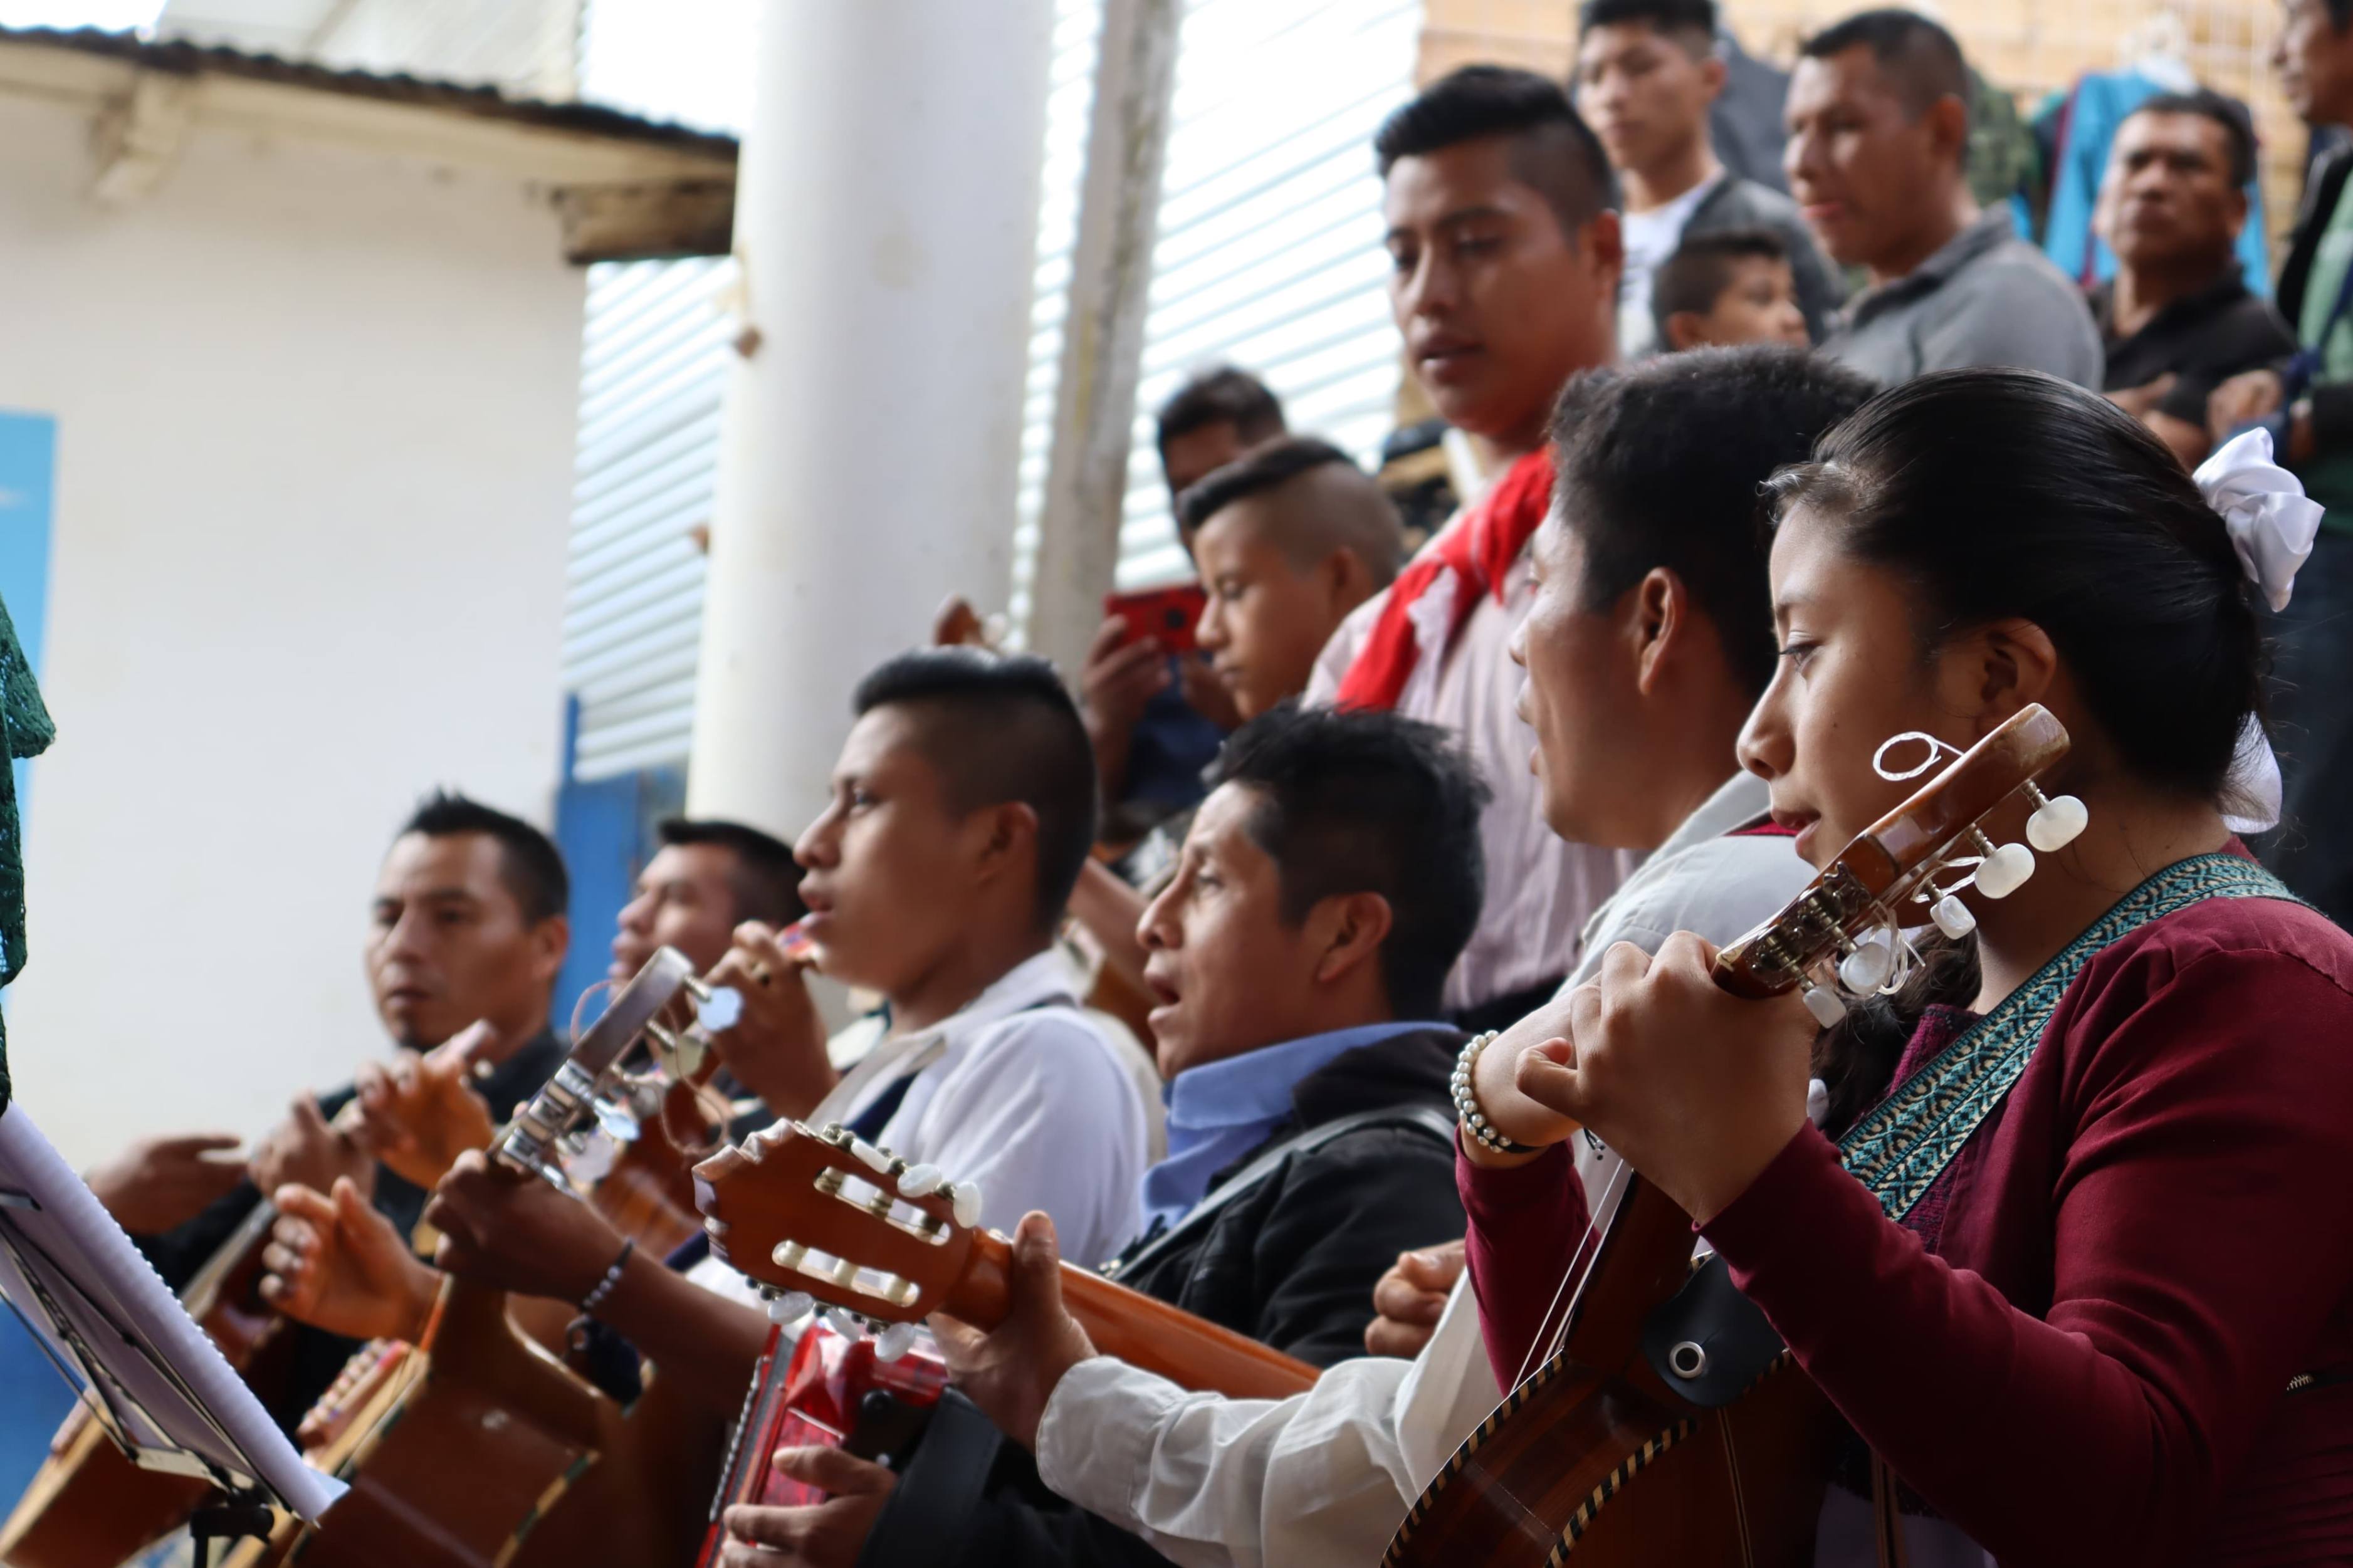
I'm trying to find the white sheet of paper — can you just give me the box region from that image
[0,1102,344,1520]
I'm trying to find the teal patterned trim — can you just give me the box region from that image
[1837,853,2296,1221]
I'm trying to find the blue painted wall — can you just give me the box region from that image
[0,409,71,1503]
[549,696,686,1034]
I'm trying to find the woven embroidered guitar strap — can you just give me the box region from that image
[1837,853,2295,1221]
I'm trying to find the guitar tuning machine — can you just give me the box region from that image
[1968,828,2036,900]
[2021,783,2088,853]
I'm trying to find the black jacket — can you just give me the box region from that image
[2273,144,2353,452]
[857,1026,1468,1568]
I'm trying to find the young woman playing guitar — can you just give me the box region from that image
[1457,367,2353,1564]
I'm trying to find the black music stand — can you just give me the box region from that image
[0,1101,343,1565]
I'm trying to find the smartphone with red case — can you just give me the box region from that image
[1104,583,1207,657]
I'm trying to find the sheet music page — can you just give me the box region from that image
[0,1102,345,1520]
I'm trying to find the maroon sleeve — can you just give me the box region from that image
[1703,950,2353,1565]
[1457,1137,1590,1393]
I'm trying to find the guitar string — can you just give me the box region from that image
[1511,1151,1635,1390]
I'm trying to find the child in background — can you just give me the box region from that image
[1652,227,1813,351]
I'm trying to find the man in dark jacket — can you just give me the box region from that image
[711,703,1486,1567]
[80,792,572,1431]
[1575,0,1843,352]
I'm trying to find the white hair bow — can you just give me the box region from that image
[2194,427,2322,614]
[2191,427,2324,834]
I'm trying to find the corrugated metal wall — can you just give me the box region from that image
[559,0,753,781]
[562,256,734,780]
[1116,0,1422,588]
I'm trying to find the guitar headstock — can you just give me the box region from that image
[1712,704,2075,1023]
[495,946,721,1187]
[693,1122,981,1327]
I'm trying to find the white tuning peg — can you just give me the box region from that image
[1974,841,2036,899]
[1837,930,1897,995]
[2025,791,2088,853]
[898,1163,943,1198]
[767,1290,814,1325]
[873,1322,918,1362]
[696,985,743,1031]
[1800,983,1848,1028]
[1931,893,1977,939]
[948,1181,983,1228]
[849,1139,892,1174]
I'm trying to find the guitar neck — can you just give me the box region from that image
[945,1228,1314,1400]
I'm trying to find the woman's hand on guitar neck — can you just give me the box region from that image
[1514,934,1816,1226]
[260,1177,438,1343]
[930,1211,1098,1451]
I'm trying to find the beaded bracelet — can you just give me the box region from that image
[580,1236,636,1316]
[1451,1030,1540,1156]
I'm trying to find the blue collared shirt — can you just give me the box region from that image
[1134,1020,1447,1236]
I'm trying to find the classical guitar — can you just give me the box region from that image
[225,947,734,1568]
[1385,705,2077,1567]
[693,1120,1318,1400]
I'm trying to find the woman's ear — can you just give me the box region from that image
[1940,617,2060,734]
[1309,891,1395,988]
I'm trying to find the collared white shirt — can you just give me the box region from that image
[1029,771,1811,1568]
[692,949,1147,1307]
[1308,550,1637,1015]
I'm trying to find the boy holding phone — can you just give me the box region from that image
[1082,368,1287,842]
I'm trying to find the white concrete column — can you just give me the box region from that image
[686,0,1055,835]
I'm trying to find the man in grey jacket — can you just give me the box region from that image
[1790,9,2104,387]
[1576,0,1843,353]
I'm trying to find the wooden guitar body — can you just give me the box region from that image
[226,1278,715,1568]
[1386,1182,1838,1568]
[1,1203,298,1568]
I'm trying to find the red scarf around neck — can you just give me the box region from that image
[1334,446,1554,712]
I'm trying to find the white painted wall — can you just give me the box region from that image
[0,92,584,1166]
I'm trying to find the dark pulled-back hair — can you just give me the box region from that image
[1555,346,1879,699]
[852,647,1098,933]
[1801,8,1970,127]
[1209,702,1490,1018]
[1173,436,1405,587]
[399,790,570,925]
[2125,88,2259,190]
[1650,226,1790,342]
[657,818,806,926]
[1773,367,2265,1129]
[1156,367,1287,458]
[1375,65,1619,236]
[1176,436,1358,535]
[1580,0,1717,44]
